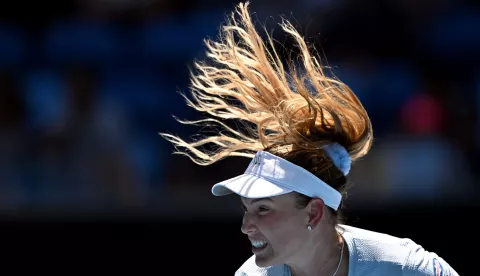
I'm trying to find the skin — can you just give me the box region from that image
[240,193,349,276]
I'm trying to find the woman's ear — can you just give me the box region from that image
[305,198,325,230]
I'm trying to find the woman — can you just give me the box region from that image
[160,2,459,275]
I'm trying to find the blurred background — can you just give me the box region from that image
[0,0,478,273]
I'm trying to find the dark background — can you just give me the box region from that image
[0,0,478,273]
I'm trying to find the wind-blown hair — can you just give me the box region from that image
[160,2,373,219]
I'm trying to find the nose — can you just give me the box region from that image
[241,213,257,234]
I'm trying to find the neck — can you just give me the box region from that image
[287,225,346,276]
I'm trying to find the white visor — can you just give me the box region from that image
[211,151,342,210]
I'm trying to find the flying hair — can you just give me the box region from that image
[160,1,373,167]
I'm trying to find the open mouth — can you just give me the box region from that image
[251,240,268,253]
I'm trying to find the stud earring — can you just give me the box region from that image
[307,225,312,231]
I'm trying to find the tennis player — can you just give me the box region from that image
[160,2,459,275]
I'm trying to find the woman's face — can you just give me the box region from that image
[240,193,310,267]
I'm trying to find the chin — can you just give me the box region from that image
[254,255,277,267]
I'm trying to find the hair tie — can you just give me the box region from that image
[322,143,351,176]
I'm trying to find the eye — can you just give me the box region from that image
[241,204,247,213]
[258,206,270,213]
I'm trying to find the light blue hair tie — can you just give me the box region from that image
[322,143,351,176]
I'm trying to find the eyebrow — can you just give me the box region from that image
[249,198,273,204]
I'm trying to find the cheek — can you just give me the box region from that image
[260,213,305,248]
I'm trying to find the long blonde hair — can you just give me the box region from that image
[160,2,373,172]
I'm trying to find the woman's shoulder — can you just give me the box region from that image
[235,255,287,276]
[339,225,459,276]
[339,224,421,252]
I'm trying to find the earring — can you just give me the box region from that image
[307,225,312,231]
